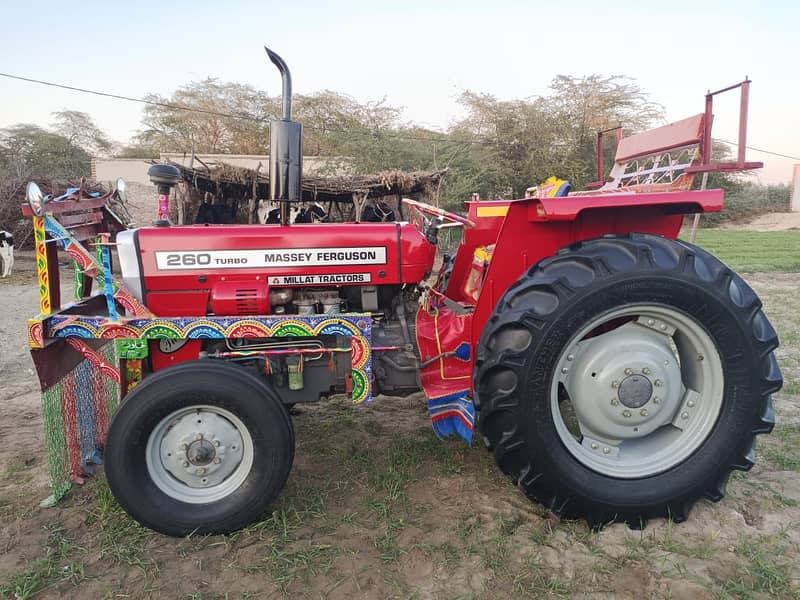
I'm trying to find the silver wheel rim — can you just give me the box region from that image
[145,405,254,503]
[550,304,724,479]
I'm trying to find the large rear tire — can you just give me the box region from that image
[105,360,294,536]
[474,234,781,527]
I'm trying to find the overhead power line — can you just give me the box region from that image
[0,72,265,122]
[0,71,495,146]
[714,138,800,162]
[2,71,798,159]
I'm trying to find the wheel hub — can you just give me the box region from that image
[186,439,216,466]
[559,321,684,442]
[618,374,653,408]
[551,306,725,479]
[156,409,245,489]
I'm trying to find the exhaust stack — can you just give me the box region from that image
[265,47,302,225]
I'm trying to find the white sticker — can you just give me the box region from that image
[269,273,372,285]
[155,247,387,270]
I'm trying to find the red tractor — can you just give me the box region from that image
[34,50,779,536]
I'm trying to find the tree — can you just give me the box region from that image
[541,75,663,185]
[134,79,276,155]
[51,110,114,157]
[0,123,92,180]
[436,75,664,209]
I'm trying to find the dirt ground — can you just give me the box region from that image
[718,210,800,231]
[1,250,799,599]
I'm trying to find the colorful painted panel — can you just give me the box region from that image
[35,313,373,404]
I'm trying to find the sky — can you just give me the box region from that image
[2,0,798,184]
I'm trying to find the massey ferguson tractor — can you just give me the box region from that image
[24,49,781,537]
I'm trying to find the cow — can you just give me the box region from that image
[257,200,327,224]
[361,201,395,222]
[0,230,13,278]
[195,202,237,224]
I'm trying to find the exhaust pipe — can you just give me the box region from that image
[265,47,302,225]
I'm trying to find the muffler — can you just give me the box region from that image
[265,47,303,225]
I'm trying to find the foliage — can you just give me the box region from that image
[0,124,92,181]
[51,110,114,157]
[698,183,792,226]
[0,112,115,244]
[134,78,275,155]
[129,75,665,211]
[434,76,663,209]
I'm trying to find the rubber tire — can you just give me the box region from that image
[105,360,294,536]
[474,233,782,528]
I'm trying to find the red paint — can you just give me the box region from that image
[137,222,434,316]
[615,114,705,162]
[420,188,722,395]
[150,340,202,372]
[693,79,762,173]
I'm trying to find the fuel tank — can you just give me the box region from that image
[117,222,435,317]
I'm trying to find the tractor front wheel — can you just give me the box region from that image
[105,360,294,536]
[475,234,781,527]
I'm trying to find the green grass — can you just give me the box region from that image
[717,535,798,599]
[761,424,800,472]
[685,230,800,272]
[0,524,87,600]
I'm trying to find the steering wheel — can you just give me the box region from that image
[402,198,474,245]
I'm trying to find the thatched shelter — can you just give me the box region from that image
[167,159,446,224]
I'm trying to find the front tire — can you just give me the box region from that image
[475,234,781,527]
[105,360,294,536]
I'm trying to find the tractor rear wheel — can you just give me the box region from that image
[105,360,294,536]
[475,234,781,528]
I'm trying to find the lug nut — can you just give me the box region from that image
[653,397,661,404]
[624,368,633,375]
[611,399,620,406]
[659,324,667,331]
[561,367,569,374]
[195,433,203,440]
[181,443,188,450]
[640,409,648,417]
[623,410,632,418]
[213,440,221,447]
[654,379,663,387]
[567,354,574,361]
[591,442,598,450]
[213,457,222,464]
[182,461,189,468]
[602,447,610,454]
[612,380,620,388]
[647,319,655,326]
[681,412,689,420]
[196,468,206,475]
[642,367,651,375]
[687,400,696,408]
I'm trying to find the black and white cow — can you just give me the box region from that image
[257,200,327,224]
[0,230,13,278]
[361,201,395,222]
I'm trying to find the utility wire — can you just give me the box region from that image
[0,72,265,122]
[0,71,495,146]
[714,138,800,161]
[3,71,799,158]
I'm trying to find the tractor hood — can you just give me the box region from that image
[117,222,435,316]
